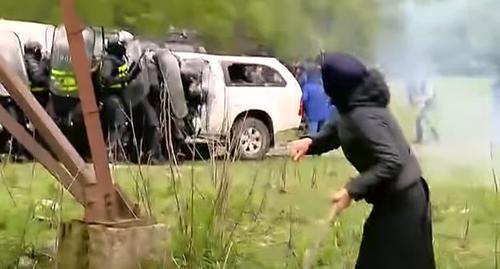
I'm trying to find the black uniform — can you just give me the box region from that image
[135,97,164,163]
[100,51,130,157]
[309,54,435,269]
[1,43,49,161]
[24,53,50,108]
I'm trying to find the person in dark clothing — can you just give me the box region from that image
[100,37,136,160]
[24,41,52,160]
[289,53,435,269]
[24,41,50,109]
[136,97,165,164]
[0,41,50,162]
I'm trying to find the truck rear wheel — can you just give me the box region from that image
[232,117,271,160]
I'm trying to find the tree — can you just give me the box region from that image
[0,0,384,60]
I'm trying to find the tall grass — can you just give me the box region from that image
[0,77,498,268]
[490,144,499,269]
[165,111,258,268]
[0,149,499,268]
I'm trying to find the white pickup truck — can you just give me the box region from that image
[174,53,302,159]
[0,20,302,160]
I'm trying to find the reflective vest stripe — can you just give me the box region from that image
[31,87,46,92]
[51,69,78,93]
[51,69,67,76]
[107,63,128,90]
[118,64,128,78]
[109,84,123,89]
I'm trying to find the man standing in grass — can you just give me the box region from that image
[407,77,439,144]
[289,53,435,269]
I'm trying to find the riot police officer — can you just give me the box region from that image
[99,36,133,160]
[0,41,49,162]
[24,41,52,158]
[24,41,50,108]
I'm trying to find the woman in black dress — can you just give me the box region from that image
[289,53,435,269]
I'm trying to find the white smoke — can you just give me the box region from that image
[376,0,500,77]
[375,0,500,169]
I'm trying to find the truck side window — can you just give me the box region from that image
[225,63,286,87]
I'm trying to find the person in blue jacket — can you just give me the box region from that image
[302,67,337,134]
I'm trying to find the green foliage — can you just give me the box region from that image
[0,0,382,59]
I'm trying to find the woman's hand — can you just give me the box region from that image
[331,188,352,214]
[288,138,313,161]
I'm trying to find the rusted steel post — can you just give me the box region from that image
[0,57,101,203]
[60,0,134,221]
[0,59,92,182]
[0,52,135,222]
[0,105,85,204]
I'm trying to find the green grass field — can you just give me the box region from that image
[0,77,499,268]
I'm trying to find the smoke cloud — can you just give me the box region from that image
[376,0,500,77]
[374,0,500,170]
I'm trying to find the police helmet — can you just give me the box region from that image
[106,35,126,56]
[24,41,42,55]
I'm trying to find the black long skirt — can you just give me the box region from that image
[355,179,436,269]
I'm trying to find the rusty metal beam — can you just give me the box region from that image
[0,105,85,204]
[0,0,136,223]
[60,0,135,221]
[0,55,135,222]
[0,59,91,181]
[0,57,100,201]
[0,57,121,222]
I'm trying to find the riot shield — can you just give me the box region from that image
[49,25,100,98]
[0,31,30,97]
[143,46,161,92]
[156,49,188,119]
[121,40,150,108]
[44,25,55,56]
[92,26,105,60]
[125,39,142,64]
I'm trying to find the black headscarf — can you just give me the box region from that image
[321,53,390,113]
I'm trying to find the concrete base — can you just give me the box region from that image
[56,220,170,269]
